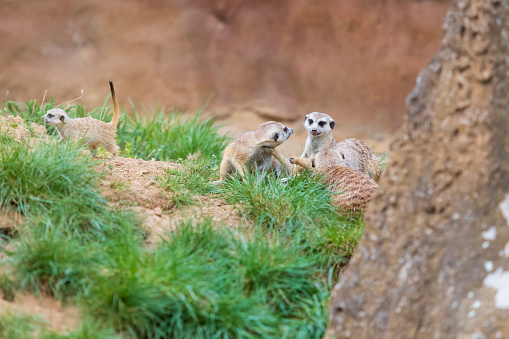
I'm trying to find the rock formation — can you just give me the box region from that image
[326,0,509,338]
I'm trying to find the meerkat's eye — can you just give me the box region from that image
[284,127,288,133]
[48,114,53,118]
[274,132,279,141]
[318,121,326,127]
[308,119,314,125]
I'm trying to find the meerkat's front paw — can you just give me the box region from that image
[289,157,295,164]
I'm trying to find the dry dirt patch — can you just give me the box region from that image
[0,293,80,335]
[97,156,179,210]
[97,156,243,244]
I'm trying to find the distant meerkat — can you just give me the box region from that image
[41,81,120,157]
[218,121,294,181]
[300,112,382,183]
[291,148,378,214]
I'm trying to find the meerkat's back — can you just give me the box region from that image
[335,138,382,183]
[323,166,378,213]
[314,149,378,214]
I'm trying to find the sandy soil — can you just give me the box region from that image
[0,293,80,334]
[97,156,243,245]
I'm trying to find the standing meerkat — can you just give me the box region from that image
[218,121,294,181]
[290,148,378,214]
[298,112,382,183]
[41,81,120,157]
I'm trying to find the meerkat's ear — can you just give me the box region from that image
[330,120,335,129]
[311,158,316,168]
[60,115,66,122]
[339,152,345,159]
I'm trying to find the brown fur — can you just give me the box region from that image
[219,121,293,181]
[302,112,382,183]
[292,149,378,214]
[41,81,120,157]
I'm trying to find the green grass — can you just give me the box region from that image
[0,141,100,215]
[0,98,368,338]
[6,230,96,298]
[0,312,42,339]
[117,108,230,161]
[83,219,331,338]
[218,170,364,263]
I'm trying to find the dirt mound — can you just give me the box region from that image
[327,1,509,338]
[98,156,179,210]
[0,115,47,143]
[97,156,241,245]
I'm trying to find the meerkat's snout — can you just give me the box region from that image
[284,126,293,139]
[41,108,69,125]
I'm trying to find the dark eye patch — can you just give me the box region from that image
[284,127,288,133]
[48,114,53,118]
[318,121,326,127]
[308,119,314,125]
[274,132,279,141]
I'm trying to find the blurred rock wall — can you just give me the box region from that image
[1,0,450,131]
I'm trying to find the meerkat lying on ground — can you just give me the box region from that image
[290,148,378,214]
[41,81,120,157]
[299,111,382,183]
[218,121,294,181]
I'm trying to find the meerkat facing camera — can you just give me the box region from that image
[290,148,378,214]
[218,121,294,181]
[300,112,382,183]
[41,81,120,157]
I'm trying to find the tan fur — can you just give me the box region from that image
[301,112,382,183]
[291,149,378,214]
[41,81,120,157]
[219,121,293,181]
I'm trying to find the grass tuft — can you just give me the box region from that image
[117,108,230,161]
[0,312,42,339]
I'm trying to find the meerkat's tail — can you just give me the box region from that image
[109,81,120,127]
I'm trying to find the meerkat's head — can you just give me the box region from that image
[256,121,293,148]
[314,149,346,170]
[41,108,71,126]
[304,112,335,137]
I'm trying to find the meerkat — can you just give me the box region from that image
[41,81,120,157]
[290,148,378,214]
[299,112,382,183]
[218,121,294,181]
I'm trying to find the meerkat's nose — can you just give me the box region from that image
[312,128,317,132]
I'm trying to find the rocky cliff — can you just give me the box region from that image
[326,0,509,337]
